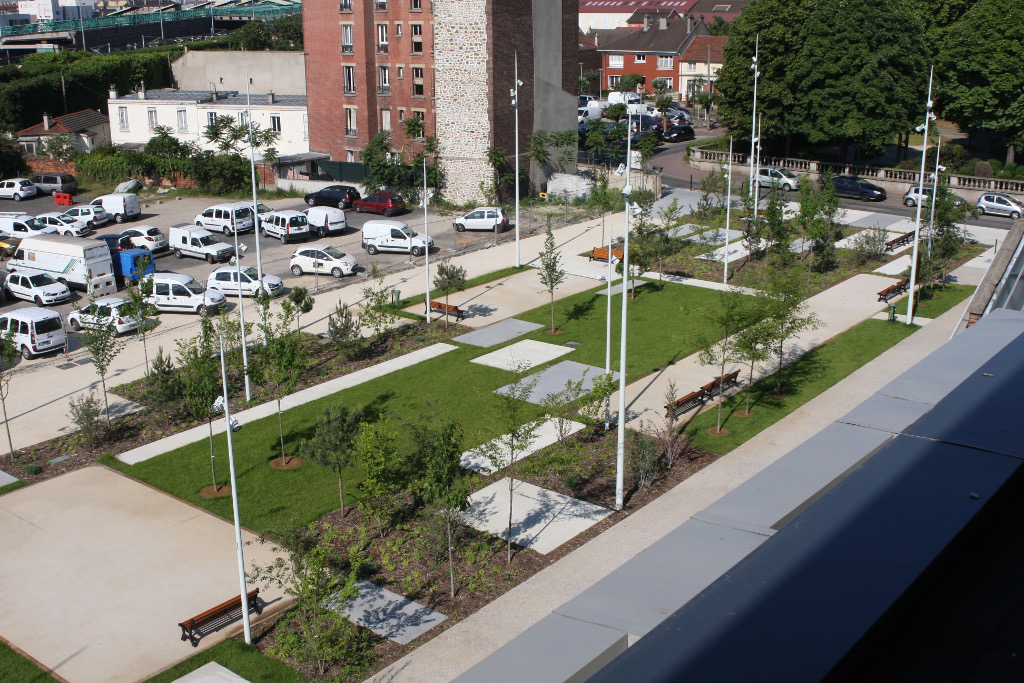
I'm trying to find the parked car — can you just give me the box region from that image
[290,246,359,278]
[902,186,966,208]
[34,212,89,236]
[207,265,283,297]
[361,219,433,256]
[169,225,235,263]
[756,166,801,192]
[261,210,310,243]
[143,272,225,315]
[453,207,509,232]
[831,175,887,201]
[93,233,133,255]
[0,214,57,238]
[119,226,168,252]
[67,296,139,336]
[4,271,72,306]
[661,125,695,143]
[304,206,348,238]
[0,178,37,202]
[0,308,66,359]
[353,192,407,217]
[976,192,1024,219]
[304,185,361,209]
[665,109,693,125]
[630,114,663,134]
[194,203,254,235]
[90,193,141,224]
[30,173,77,196]
[63,205,109,229]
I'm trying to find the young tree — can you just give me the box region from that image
[300,404,363,515]
[538,225,567,333]
[433,261,467,329]
[68,391,103,453]
[733,319,773,415]
[359,266,397,341]
[356,416,404,538]
[327,300,363,361]
[254,296,309,467]
[553,129,578,172]
[0,327,18,458]
[177,316,223,492]
[603,103,627,123]
[527,130,552,171]
[119,277,158,375]
[759,270,822,393]
[616,73,645,93]
[696,290,756,433]
[762,187,793,263]
[412,418,471,598]
[287,286,315,332]
[79,317,124,427]
[480,363,541,563]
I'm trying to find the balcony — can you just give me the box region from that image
[341,44,353,54]
[378,85,391,95]
[376,43,389,54]
[338,0,351,11]
[345,127,358,136]
[343,85,356,94]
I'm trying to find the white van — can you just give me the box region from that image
[0,308,67,359]
[143,272,226,315]
[0,213,58,238]
[303,206,347,238]
[168,224,235,263]
[260,210,310,243]
[91,193,141,224]
[8,234,116,295]
[194,203,255,235]
[361,220,433,256]
[607,91,642,106]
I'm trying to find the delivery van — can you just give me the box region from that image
[168,225,235,263]
[8,234,116,295]
[91,193,141,224]
[360,220,433,256]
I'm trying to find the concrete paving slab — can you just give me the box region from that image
[0,469,17,486]
[595,279,644,296]
[874,255,912,276]
[964,223,1005,246]
[464,479,612,554]
[496,360,619,405]
[461,417,586,473]
[471,339,574,372]
[452,319,544,348]
[0,467,286,683]
[172,661,250,683]
[848,212,906,229]
[561,254,620,281]
[835,229,908,251]
[338,580,447,645]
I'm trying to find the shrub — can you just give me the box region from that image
[850,227,888,265]
[23,463,41,475]
[974,161,993,177]
[627,433,661,491]
[68,391,104,452]
[145,347,181,407]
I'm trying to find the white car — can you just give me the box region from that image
[4,271,72,305]
[119,226,168,252]
[261,210,310,243]
[290,246,358,278]
[67,296,140,336]
[62,205,110,229]
[453,207,510,232]
[0,178,37,201]
[207,266,283,297]
[35,212,90,236]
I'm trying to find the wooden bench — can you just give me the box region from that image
[589,247,625,262]
[178,588,261,647]
[877,277,912,303]
[701,370,741,398]
[884,231,915,252]
[426,300,464,322]
[665,389,706,418]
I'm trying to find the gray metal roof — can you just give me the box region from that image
[114,89,306,107]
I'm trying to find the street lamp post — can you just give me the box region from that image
[614,110,634,512]
[724,136,733,285]
[747,35,760,201]
[159,5,165,41]
[907,66,936,326]
[245,75,265,291]
[511,52,523,268]
[423,154,431,322]
[927,134,943,258]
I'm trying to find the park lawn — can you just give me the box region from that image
[0,640,52,682]
[517,279,738,379]
[686,319,919,454]
[910,283,975,319]
[0,480,26,496]
[145,639,296,683]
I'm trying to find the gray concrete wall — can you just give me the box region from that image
[172,50,306,96]
[531,0,577,186]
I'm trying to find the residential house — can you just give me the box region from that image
[579,0,690,32]
[597,14,709,100]
[677,35,727,107]
[17,109,110,156]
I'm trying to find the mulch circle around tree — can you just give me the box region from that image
[706,426,731,436]
[545,329,564,335]
[268,457,305,470]
[200,484,232,499]
[734,410,754,418]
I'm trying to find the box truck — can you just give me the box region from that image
[8,234,117,296]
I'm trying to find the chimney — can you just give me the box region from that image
[643,15,650,30]
[687,15,694,33]
[659,17,667,30]
[267,92,275,104]
[43,113,50,131]
[108,84,118,100]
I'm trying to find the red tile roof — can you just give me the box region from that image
[18,109,109,136]
[679,35,728,62]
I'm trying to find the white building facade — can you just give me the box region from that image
[107,87,309,158]
[16,0,97,22]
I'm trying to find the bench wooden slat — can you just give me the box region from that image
[179,588,261,647]
[426,300,464,321]
[884,231,915,252]
[589,247,625,262]
[665,389,705,418]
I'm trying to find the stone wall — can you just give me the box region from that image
[25,157,76,176]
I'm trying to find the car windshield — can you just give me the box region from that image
[28,273,56,286]
[198,235,220,246]
[241,266,259,279]
[56,215,75,224]
[854,179,876,188]
[184,280,204,294]
[256,204,272,214]
[399,226,414,238]
[25,218,46,230]
[779,169,797,178]
[323,246,347,259]
[289,215,308,227]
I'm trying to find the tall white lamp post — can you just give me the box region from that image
[723,136,733,285]
[614,111,634,512]
[747,35,760,201]
[423,154,431,321]
[927,134,943,258]
[219,337,251,644]
[245,75,265,289]
[511,52,523,268]
[907,66,936,326]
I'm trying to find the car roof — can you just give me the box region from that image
[365,219,408,229]
[2,307,61,321]
[92,296,128,306]
[149,272,192,283]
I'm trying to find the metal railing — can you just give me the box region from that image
[345,127,357,136]
[378,85,391,95]
[339,0,352,10]
[376,44,389,54]
[341,44,353,54]
[375,0,388,9]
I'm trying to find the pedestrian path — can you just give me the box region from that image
[338,580,447,646]
[460,417,586,474]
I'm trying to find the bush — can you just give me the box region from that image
[23,463,41,475]
[850,227,888,265]
[68,391,104,452]
[627,433,661,491]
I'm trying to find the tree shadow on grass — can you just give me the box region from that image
[563,294,598,326]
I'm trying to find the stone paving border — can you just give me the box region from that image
[874,255,912,275]
[496,360,619,405]
[595,280,645,297]
[452,319,544,348]
[460,418,586,474]
[0,469,17,486]
[172,661,250,683]
[338,580,447,646]
[470,339,574,372]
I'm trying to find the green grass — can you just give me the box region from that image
[0,481,26,496]
[399,265,530,309]
[0,640,53,682]
[106,280,733,533]
[908,284,975,319]
[687,319,919,454]
[145,639,297,683]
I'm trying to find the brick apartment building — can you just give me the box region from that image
[303,0,578,202]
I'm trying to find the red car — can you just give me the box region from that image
[352,192,407,217]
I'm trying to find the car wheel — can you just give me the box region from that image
[291,264,303,276]
[206,254,214,264]
[174,249,184,259]
[904,198,916,207]
[307,197,317,207]
[1013,211,1022,220]
[261,226,267,237]
[354,205,363,213]
[13,194,21,202]
[34,295,43,307]
[21,345,32,360]
[384,209,394,217]
[455,223,466,232]
[70,319,82,332]
[411,246,423,257]
[319,226,328,238]
[367,244,378,255]
[196,305,206,316]
[784,183,794,192]
[86,220,95,230]
[115,213,125,224]
[338,200,346,210]
[860,194,871,202]
[332,267,343,278]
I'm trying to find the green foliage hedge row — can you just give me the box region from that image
[76,148,251,194]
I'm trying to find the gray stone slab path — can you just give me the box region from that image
[118,343,458,465]
[471,339,574,372]
[338,580,447,645]
[460,417,585,473]
[595,279,645,296]
[452,319,544,348]
[0,469,17,487]
[172,661,250,683]
[848,212,906,229]
[496,360,619,405]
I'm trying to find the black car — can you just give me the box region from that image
[304,185,361,209]
[633,114,664,134]
[832,175,887,201]
[661,125,696,143]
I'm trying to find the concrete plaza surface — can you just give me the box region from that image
[0,467,287,683]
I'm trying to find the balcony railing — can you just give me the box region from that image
[378,85,391,95]
[376,43,389,54]
[341,44,353,54]
[345,127,358,136]
[343,85,356,94]
[339,0,352,11]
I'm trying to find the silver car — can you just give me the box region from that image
[756,166,800,191]
[976,192,1024,219]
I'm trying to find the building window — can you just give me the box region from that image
[377,23,388,53]
[412,109,424,120]
[302,114,308,140]
[344,66,355,94]
[397,66,404,79]
[270,115,281,133]
[346,150,356,162]
[395,23,402,37]
[634,54,646,63]
[660,77,673,91]
[378,66,391,95]
[412,67,424,97]
[118,106,128,131]
[176,109,187,132]
[375,0,386,9]
[345,108,357,136]
[411,0,421,9]
[411,23,423,53]
[239,111,249,128]
[689,61,697,71]
[381,109,391,131]
[608,75,621,89]
[398,109,405,121]
[147,108,157,131]
[341,24,353,53]
[608,55,623,68]
[338,0,351,11]
[658,55,673,70]
[207,111,216,127]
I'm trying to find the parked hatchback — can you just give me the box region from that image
[4,271,71,306]
[304,185,361,209]
[68,296,139,336]
[207,266,283,297]
[30,173,77,196]
[0,308,66,359]
[119,226,168,252]
[976,192,1024,219]
[831,175,887,201]
[453,207,509,232]
[35,212,89,236]
[661,124,695,143]
[353,192,407,217]
[903,186,966,208]
[290,246,358,278]
[756,167,801,192]
[63,205,110,229]
[0,178,37,202]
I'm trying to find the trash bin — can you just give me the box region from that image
[391,290,401,305]
[888,303,897,322]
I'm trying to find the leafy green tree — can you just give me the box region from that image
[708,16,732,35]
[203,113,279,156]
[616,73,645,93]
[270,15,303,48]
[538,225,566,332]
[358,266,397,340]
[603,103,627,123]
[584,124,609,161]
[579,69,601,96]
[254,295,308,467]
[553,130,577,171]
[230,21,272,51]
[300,404,363,515]
[286,286,315,332]
[0,327,18,458]
[762,187,792,262]
[527,130,552,170]
[652,77,671,99]
[759,270,821,393]
[402,116,425,141]
[79,315,124,428]
[41,133,77,162]
[144,125,189,159]
[176,317,223,492]
[119,277,158,375]
[433,261,467,329]
[327,300,363,361]
[357,416,404,538]
[697,290,757,432]
[733,319,773,415]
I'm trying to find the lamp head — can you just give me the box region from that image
[938,165,947,172]
[622,184,633,196]
[915,124,926,133]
